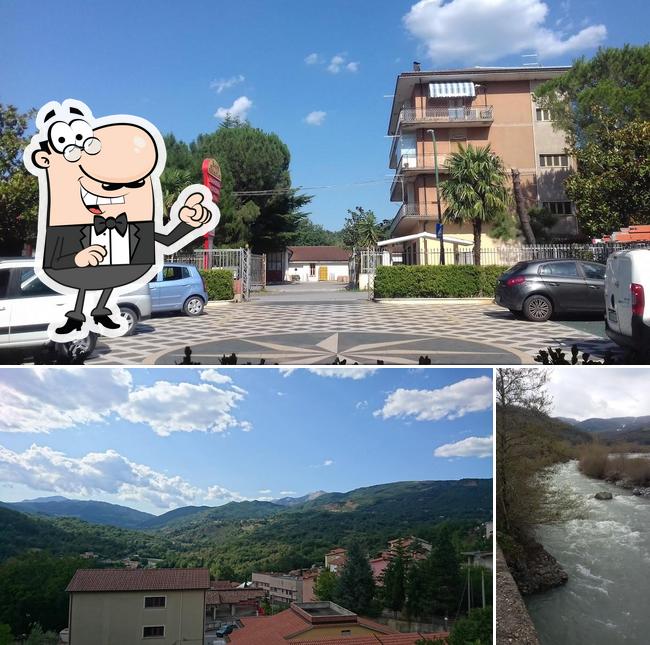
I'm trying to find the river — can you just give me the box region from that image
[526,460,650,644]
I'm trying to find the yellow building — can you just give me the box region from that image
[386,64,578,265]
[66,568,209,645]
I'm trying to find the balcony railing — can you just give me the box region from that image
[399,106,493,126]
[389,203,441,233]
[397,153,450,173]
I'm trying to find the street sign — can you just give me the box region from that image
[201,159,222,261]
[436,223,444,239]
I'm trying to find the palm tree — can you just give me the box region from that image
[440,144,511,265]
[357,212,383,247]
[160,168,194,218]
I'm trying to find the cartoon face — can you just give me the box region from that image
[32,120,160,226]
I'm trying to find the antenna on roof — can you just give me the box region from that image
[522,53,541,67]
[412,61,421,72]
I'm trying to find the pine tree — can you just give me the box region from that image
[333,542,375,615]
[382,542,407,614]
[430,528,462,616]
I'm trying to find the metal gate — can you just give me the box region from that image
[172,248,266,301]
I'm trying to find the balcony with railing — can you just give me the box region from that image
[398,106,494,128]
[390,153,450,201]
[389,203,441,234]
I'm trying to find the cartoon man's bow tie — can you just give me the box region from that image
[93,213,128,236]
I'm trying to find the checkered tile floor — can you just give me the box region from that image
[87,300,620,365]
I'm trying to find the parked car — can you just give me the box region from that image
[149,263,208,316]
[605,249,650,352]
[495,259,606,321]
[215,624,235,637]
[0,258,151,359]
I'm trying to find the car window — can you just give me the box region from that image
[580,262,605,280]
[0,269,9,300]
[17,269,58,297]
[502,262,527,276]
[162,266,184,281]
[539,262,579,277]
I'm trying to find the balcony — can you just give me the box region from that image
[390,154,450,201]
[398,106,494,129]
[389,203,440,235]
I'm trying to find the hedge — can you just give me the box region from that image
[373,265,508,299]
[199,269,234,300]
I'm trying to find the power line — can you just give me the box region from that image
[231,177,393,196]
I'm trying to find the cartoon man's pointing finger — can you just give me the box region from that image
[24,99,219,341]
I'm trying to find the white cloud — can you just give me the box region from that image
[305,53,321,64]
[374,376,492,421]
[434,435,493,458]
[200,369,232,384]
[210,74,245,93]
[280,490,297,496]
[117,381,251,436]
[356,400,368,410]
[305,110,327,126]
[548,368,650,421]
[0,443,243,509]
[215,96,252,121]
[323,459,334,467]
[403,0,606,64]
[0,368,132,433]
[328,55,346,73]
[346,61,360,72]
[259,489,272,494]
[280,367,378,380]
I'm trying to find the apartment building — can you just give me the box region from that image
[386,64,579,264]
[252,572,316,605]
[66,568,209,645]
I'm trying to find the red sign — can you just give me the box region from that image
[201,158,222,257]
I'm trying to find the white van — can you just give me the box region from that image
[605,249,650,352]
[0,258,151,360]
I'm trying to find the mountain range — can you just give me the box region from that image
[554,415,650,444]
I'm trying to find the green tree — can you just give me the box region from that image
[565,119,650,237]
[382,542,408,614]
[25,623,58,645]
[341,207,388,249]
[404,557,432,619]
[448,607,492,645]
[0,104,38,254]
[430,529,462,616]
[527,206,559,243]
[160,167,194,218]
[534,45,650,148]
[293,219,342,246]
[0,624,12,645]
[440,145,510,265]
[334,542,375,615]
[313,569,337,602]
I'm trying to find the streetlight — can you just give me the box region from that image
[426,129,445,265]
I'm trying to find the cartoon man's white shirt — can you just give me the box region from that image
[90,227,131,265]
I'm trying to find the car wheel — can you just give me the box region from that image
[119,306,138,336]
[523,295,553,322]
[56,333,98,362]
[183,296,205,316]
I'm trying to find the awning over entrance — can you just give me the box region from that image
[378,232,473,247]
[429,81,476,98]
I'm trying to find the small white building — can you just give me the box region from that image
[285,246,350,283]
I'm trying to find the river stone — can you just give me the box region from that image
[594,491,613,500]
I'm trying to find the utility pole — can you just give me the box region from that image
[427,129,445,265]
[511,168,536,244]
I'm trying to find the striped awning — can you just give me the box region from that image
[429,81,476,98]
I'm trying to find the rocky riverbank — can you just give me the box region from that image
[506,538,568,595]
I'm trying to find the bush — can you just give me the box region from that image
[199,269,234,301]
[578,444,609,479]
[374,265,508,299]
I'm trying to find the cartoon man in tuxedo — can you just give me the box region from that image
[24,99,219,341]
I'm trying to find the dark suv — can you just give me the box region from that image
[495,259,606,321]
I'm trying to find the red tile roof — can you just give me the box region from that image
[291,635,448,644]
[66,568,210,593]
[288,246,350,263]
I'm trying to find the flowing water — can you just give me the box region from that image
[525,460,650,644]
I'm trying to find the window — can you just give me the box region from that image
[539,262,579,277]
[309,263,316,277]
[162,266,188,281]
[542,201,573,215]
[144,596,166,608]
[536,108,553,121]
[17,269,57,297]
[143,626,165,638]
[0,269,10,300]
[581,262,606,280]
[539,154,569,168]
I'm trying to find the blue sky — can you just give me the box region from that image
[0,367,493,514]
[2,0,647,230]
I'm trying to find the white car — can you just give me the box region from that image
[0,258,151,360]
[605,248,650,352]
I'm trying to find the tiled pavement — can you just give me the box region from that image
[87,300,621,365]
